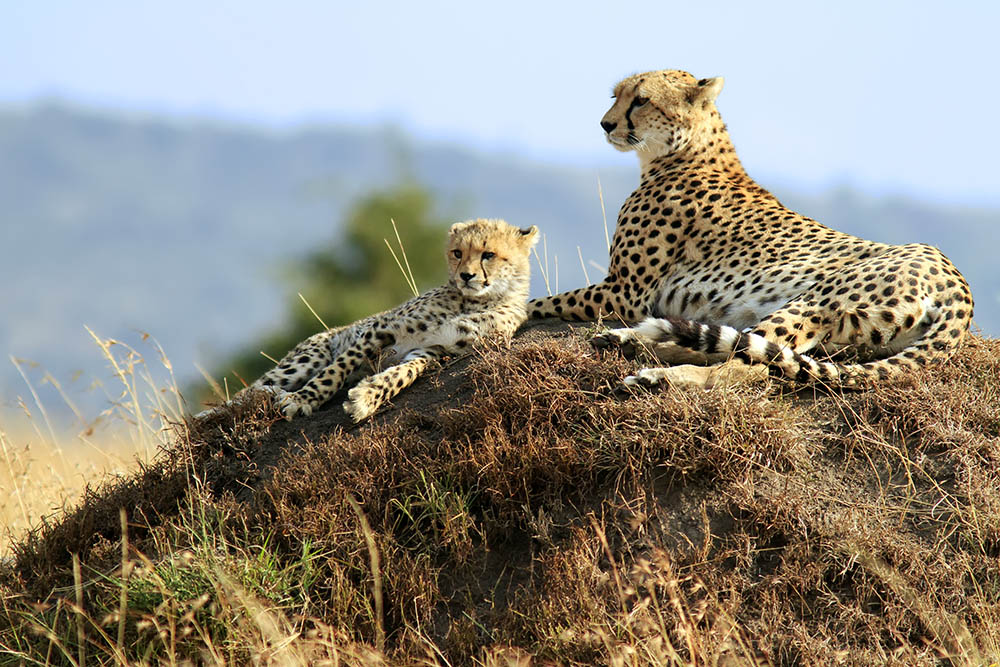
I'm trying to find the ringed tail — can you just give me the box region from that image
[632,315,960,387]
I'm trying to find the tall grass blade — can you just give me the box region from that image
[72,552,86,667]
[391,217,419,296]
[117,508,129,652]
[347,494,384,653]
[577,246,591,285]
[598,174,611,252]
[10,356,59,448]
[298,292,330,331]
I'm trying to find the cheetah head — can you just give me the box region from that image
[447,219,539,298]
[601,69,724,158]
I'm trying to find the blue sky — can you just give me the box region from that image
[3,0,999,204]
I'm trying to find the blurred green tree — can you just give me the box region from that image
[208,183,450,395]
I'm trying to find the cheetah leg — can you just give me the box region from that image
[591,324,723,365]
[596,320,768,391]
[279,327,385,419]
[192,328,353,418]
[193,383,289,420]
[625,361,769,391]
[343,347,442,422]
[254,330,340,393]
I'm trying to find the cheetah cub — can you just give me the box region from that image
[249,218,537,421]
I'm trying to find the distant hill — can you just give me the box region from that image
[1,104,996,418]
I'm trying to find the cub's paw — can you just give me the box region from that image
[343,385,380,423]
[255,384,286,398]
[277,392,315,420]
[194,385,288,420]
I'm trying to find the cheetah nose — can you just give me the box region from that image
[460,272,475,283]
[601,120,617,133]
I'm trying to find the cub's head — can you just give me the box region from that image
[447,218,539,298]
[601,69,724,158]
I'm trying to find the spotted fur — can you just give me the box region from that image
[531,69,973,387]
[236,219,538,421]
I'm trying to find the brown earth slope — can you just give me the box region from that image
[2,320,999,665]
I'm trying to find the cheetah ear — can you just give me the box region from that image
[518,225,540,247]
[687,76,724,105]
[449,220,473,235]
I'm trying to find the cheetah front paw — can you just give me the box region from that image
[193,385,289,420]
[277,392,315,420]
[255,384,286,398]
[623,367,669,390]
[343,385,381,423]
[622,365,714,391]
[590,328,633,348]
[591,327,643,359]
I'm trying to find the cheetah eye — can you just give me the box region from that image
[452,249,462,259]
[481,251,496,260]
[634,95,650,108]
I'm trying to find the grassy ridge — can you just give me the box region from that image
[2,321,998,664]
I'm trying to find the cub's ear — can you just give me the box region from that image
[519,225,540,247]
[687,76,724,106]
[449,220,473,235]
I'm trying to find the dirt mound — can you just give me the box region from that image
[3,320,999,664]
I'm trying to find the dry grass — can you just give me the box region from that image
[0,423,149,558]
[1,322,998,665]
[1,331,185,558]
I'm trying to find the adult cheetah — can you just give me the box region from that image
[209,218,538,421]
[530,70,973,388]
